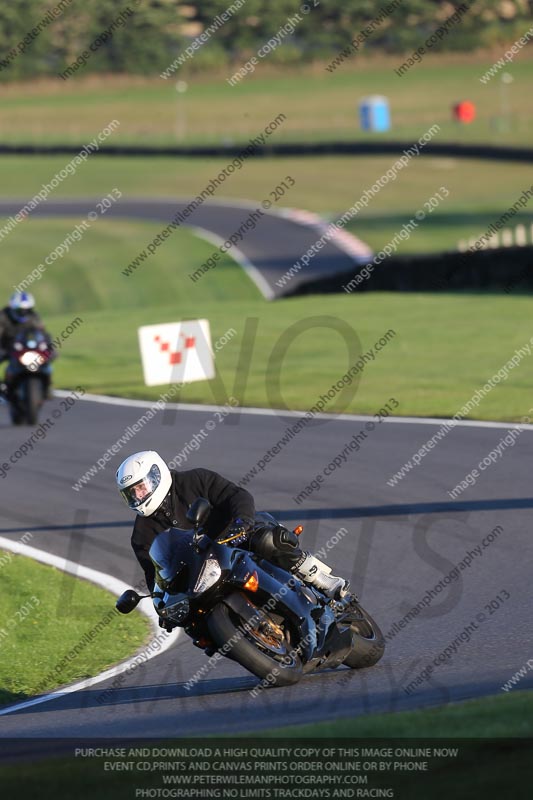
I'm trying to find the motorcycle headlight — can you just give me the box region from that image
[20,351,43,368]
[161,597,190,624]
[194,558,221,593]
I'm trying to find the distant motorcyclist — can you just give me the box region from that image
[0,292,54,400]
[116,451,350,622]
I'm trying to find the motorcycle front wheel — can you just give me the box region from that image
[342,602,385,669]
[24,376,43,425]
[207,599,303,687]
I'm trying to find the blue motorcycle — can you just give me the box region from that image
[117,500,385,687]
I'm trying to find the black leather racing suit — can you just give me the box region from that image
[0,307,45,356]
[131,467,304,591]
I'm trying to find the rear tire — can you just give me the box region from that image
[207,600,303,687]
[24,377,43,425]
[342,602,385,669]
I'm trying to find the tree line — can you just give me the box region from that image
[0,0,531,81]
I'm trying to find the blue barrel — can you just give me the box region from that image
[359,95,390,132]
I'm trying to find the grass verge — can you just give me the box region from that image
[260,689,533,738]
[0,550,150,707]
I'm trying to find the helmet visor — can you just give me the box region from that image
[11,308,29,323]
[120,464,162,510]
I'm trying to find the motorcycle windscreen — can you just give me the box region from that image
[14,327,48,349]
[149,529,195,593]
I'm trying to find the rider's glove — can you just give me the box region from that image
[223,516,255,546]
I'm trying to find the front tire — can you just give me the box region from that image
[342,602,385,669]
[9,404,24,425]
[24,377,43,425]
[207,600,303,687]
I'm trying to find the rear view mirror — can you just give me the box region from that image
[116,589,142,614]
[186,497,212,527]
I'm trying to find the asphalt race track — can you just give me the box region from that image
[0,198,371,299]
[1,393,532,737]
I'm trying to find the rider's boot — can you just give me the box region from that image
[293,552,350,600]
[1,376,15,403]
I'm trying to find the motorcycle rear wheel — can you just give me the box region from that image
[342,602,385,669]
[207,600,303,687]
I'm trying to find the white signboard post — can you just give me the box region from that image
[138,319,215,387]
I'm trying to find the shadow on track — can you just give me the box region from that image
[1,496,533,535]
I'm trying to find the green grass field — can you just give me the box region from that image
[0,218,532,420]
[1,54,532,146]
[0,550,150,707]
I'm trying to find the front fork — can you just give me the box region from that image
[227,555,322,661]
[8,368,50,404]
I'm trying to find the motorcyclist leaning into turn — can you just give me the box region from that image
[116,451,350,629]
[0,291,54,401]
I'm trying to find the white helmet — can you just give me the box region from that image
[9,291,35,322]
[116,451,172,517]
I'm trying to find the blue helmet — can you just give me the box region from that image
[9,291,35,323]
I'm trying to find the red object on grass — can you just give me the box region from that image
[453,101,476,124]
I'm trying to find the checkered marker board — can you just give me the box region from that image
[138,319,215,386]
